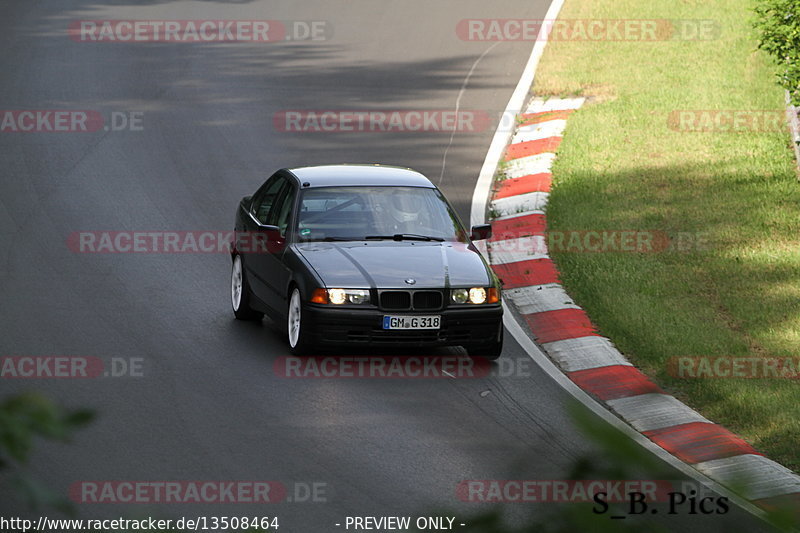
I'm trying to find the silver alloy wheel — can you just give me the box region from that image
[231,255,243,311]
[288,288,302,348]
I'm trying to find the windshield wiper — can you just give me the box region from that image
[321,236,353,242]
[364,234,444,242]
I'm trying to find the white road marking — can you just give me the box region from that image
[487,235,548,264]
[542,336,632,372]
[490,191,549,218]
[469,0,568,227]
[439,42,499,184]
[526,96,586,113]
[694,454,800,501]
[511,119,567,144]
[506,283,580,315]
[504,153,556,179]
[606,393,711,432]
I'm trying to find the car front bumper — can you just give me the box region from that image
[302,303,503,349]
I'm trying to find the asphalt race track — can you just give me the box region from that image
[0,2,776,531]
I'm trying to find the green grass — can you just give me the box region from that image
[534,0,800,470]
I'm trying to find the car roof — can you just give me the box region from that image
[286,164,435,188]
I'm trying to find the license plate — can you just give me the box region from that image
[382,315,441,330]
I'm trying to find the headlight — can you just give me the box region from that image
[329,288,347,304]
[314,288,371,305]
[451,287,500,304]
[469,287,486,304]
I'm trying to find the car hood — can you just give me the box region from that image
[294,241,492,289]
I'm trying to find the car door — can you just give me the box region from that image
[241,172,287,307]
[261,176,297,314]
[246,172,297,315]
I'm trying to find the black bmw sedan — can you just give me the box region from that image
[230,164,503,359]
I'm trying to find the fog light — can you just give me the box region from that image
[451,288,469,304]
[347,290,370,305]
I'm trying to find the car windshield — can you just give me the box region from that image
[296,186,467,242]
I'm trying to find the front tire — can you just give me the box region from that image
[287,287,314,355]
[231,254,263,321]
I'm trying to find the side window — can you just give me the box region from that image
[251,175,286,224]
[269,183,297,238]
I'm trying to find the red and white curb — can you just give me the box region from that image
[485,96,800,513]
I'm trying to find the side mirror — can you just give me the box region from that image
[470,224,492,241]
[255,224,284,253]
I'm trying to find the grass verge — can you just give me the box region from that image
[533,0,800,470]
